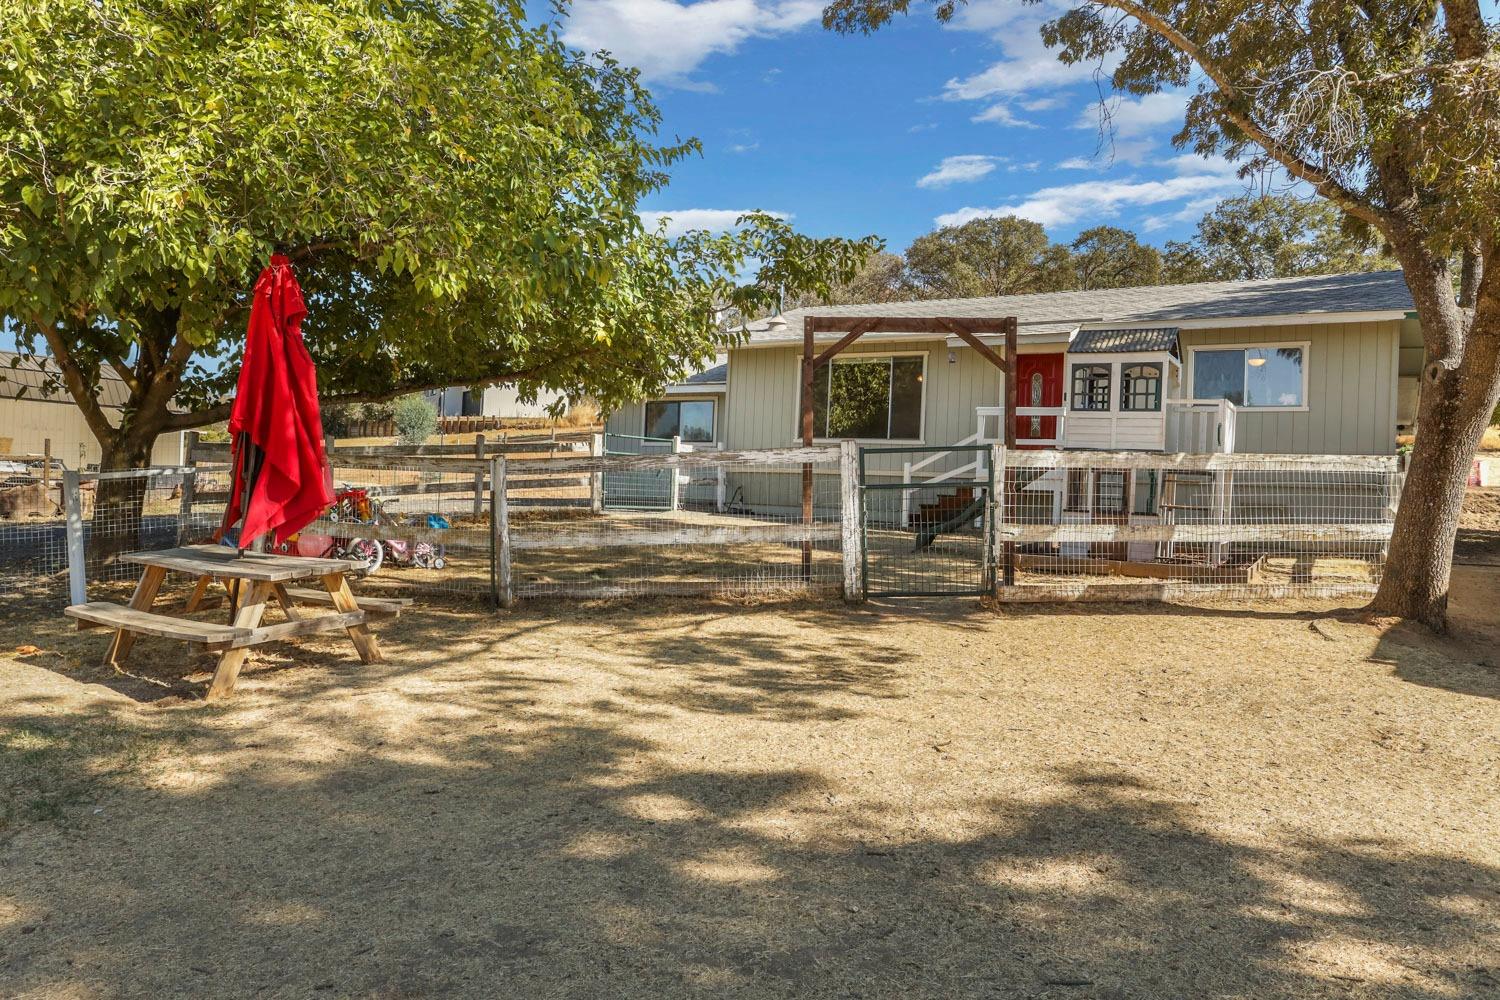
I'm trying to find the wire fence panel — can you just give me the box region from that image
[860,445,994,597]
[994,449,1402,602]
[509,449,846,600]
[0,455,70,603]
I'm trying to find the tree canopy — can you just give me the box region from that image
[0,0,875,464]
[904,216,1074,299]
[1069,225,1163,289]
[1164,194,1395,283]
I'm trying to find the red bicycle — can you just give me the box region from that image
[275,487,384,573]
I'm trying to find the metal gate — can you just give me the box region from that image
[859,445,994,597]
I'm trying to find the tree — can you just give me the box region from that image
[904,216,1074,299]
[825,0,1500,629]
[787,251,915,308]
[0,2,875,555]
[392,395,439,446]
[1163,194,1396,282]
[1069,226,1163,289]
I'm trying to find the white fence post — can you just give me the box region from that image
[63,468,86,606]
[491,455,513,608]
[901,460,912,528]
[839,440,863,602]
[590,433,605,513]
[669,435,682,512]
[715,465,727,512]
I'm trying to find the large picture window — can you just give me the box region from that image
[645,399,715,443]
[1192,346,1305,408]
[1070,363,1112,411]
[806,355,924,440]
[1119,363,1163,412]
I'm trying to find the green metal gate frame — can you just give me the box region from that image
[858,444,995,598]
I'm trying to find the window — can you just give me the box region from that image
[1119,363,1162,412]
[645,399,715,443]
[1192,346,1305,408]
[1071,363,1112,411]
[806,355,924,439]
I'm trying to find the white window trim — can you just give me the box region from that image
[1185,340,1311,412]
[791,350,929,444]
[644,396,717,443]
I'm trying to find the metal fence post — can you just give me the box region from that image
[839,440,863,602]
[473,433,486,518]
[590,433,605,513]
[491,455,513,608]
[63,468,86,606]
[669,435,682,512]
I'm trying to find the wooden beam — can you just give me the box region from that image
[1002,450,1401,473]
[509,521,841,551]
[810,319,880,368]
[937,319,1011,373]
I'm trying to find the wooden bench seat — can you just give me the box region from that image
[280,588,410,617]
[66,602,251,648]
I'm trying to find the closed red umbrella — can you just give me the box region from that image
[220,254,332,548]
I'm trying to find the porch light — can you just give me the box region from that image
[1248,356,1267,366]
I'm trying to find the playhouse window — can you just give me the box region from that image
[1119,363,1163,411]
[807,355,924,439]
[1192,346,1305,407]
[1070,364,1112,411]
[645,399,715,443]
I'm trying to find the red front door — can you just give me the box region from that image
[1014,353,1064,448]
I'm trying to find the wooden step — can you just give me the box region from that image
[65,602,250,647]
[281,588,410,617]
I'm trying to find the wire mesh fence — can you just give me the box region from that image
[860,445,994,597]
[993,450,1402,602]
[0,453,70,602]
[506,447,848,600]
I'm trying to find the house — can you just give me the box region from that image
[603,271,1420,518]
[609,270,1419,455]
[424,384,569,420]
[0,351,184,468]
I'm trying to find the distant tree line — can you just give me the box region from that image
[790,193,1396,308]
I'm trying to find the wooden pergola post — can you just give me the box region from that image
[796,314,1020,585]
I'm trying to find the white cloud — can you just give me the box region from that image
[1068,90,1192,164]
[917,154,1005,189]
[942,2,1119,103]
[971,103,1038,129]
[641,208,789,238]
[1020,96,1064,112]
[727,141,760,154]
[934,156,1242,229]
[1057,156,1094,170]
[908,122,939,133]
[559,0,822,87]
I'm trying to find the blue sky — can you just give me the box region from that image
[543,0,1261,252]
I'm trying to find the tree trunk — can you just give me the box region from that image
[86,426,162,569]
[1370,296,1500,629]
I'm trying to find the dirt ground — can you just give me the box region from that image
[2,569,1498,999]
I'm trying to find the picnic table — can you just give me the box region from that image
[65,544,407,699]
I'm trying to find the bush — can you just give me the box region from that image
[392,394,438,445]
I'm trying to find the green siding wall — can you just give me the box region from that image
[1178,321,1400,455]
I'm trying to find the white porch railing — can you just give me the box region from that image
[1165,399,1238,455]
[897,404,1066,525]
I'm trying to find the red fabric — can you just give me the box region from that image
[222,255,332,546]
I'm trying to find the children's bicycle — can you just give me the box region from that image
[275,487,384,572]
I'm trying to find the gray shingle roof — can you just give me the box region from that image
[744,271,1415,345]
[677,363,727,387]
[0,351,134,408]
[1069,328,1179,354]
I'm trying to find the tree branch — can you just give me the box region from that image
[1094,0,1387,231]
[38,326,117,444]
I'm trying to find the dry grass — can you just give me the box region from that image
[1,576,1498,998]
[1483,425,1500,454]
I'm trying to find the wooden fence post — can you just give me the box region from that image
[491,455,513,608]
[64,468,86,606]
[42,437,52,508]
[590,433,604,513]
[473,433,486,518]
[839,439,863,602]
[669,436,683,512]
